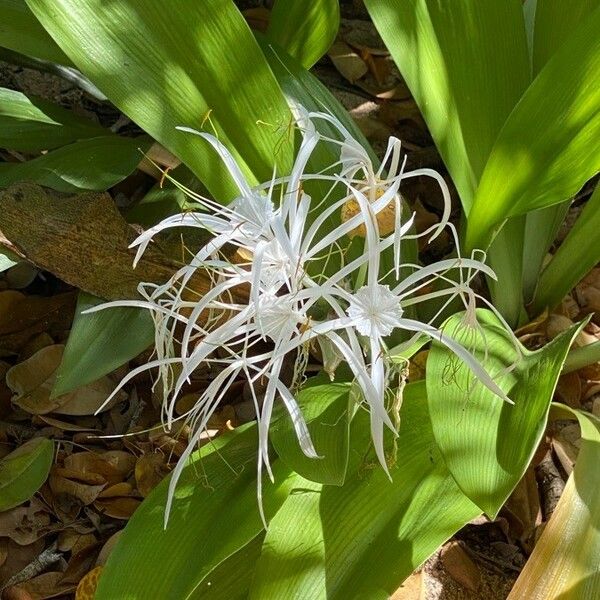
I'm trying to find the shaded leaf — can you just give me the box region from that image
[267,0,339,68]
[0,87,106,152]
[0,0,70,63]
[533,183,600,313]
[0,135,150,193]
[26,0,293,202]
[532,0,599,73]
[53,293,153,397]
[426,309,584,516]
[0,437,54,511]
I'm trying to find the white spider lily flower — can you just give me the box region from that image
[87,109,512,526]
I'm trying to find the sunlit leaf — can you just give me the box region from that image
[95,424,297,600]
[267,0,339,68]
[0,437,54,511]
[508,405,600,599]
[426,309,584,516]
[465,7,600,250]
[26,0,293,202]
[364,0,530,210]
[271,379,352,486]
[250,382,481,598]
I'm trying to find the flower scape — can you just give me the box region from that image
[88,109,511,523]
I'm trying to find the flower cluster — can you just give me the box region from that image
[89,109,510,523]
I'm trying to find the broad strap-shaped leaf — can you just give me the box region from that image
[26,0,293,202]
[508,405,600,599]
[52,293,154,397]
[522,0,598,303]
[250,382,481,598]
[0,437,54,511]
[364,0,530,211]
[267,0,339,69]
[533,183,600,313]
[0,135,151,192]
[0,87,106,152]
[271,379,352,486]
[426,309,585,516]
[95,424,297,600]
[465,6,600,251]
[0,0,70,63]
[531,0,599,74]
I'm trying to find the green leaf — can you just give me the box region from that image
[426,309,585,516]
[532,0,599,74]
[95,424,297,600]
[0,0,70,64]
[465,7,600,251]
[532,183,600,313]
[250,382,481,598]
[267,0,339,68]
[521,0,598,306]
[0,135,151,192]
[521,201,570,303]
[52,292,154,397]
[364,0,530,211]
[508,406,600,598]
[26,0,293,202]
[271,379,352,485]
[0,437,54,511]
[0,86,106,152]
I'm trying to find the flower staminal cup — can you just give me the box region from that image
[86,109,512,526]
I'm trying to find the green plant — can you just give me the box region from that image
[366,0,600,326]
[0,0,598,597]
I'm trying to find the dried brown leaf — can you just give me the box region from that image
[6,345,122,416]
[0,183,212,301]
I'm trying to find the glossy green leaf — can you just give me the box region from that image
[0,0,70,63]
[0,437,54,511]
[0,135,150,192]
[532,0,599,74]
[508,406,600,598]
[532,183,600,313]
[52,292,154,397]
[271,379,352,485]
[26,0,293,202]
[267,0,339,68]
[427,309,584,516]
[250,382,481,598]
[465,7,600,251]
[0,87,106,152]
[364,0,530,211]
[200,534,265,600]
[522,0,598,305]
[96,424,297,600]
[521,201,570,304]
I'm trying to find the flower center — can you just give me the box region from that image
[347,284,404,338]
